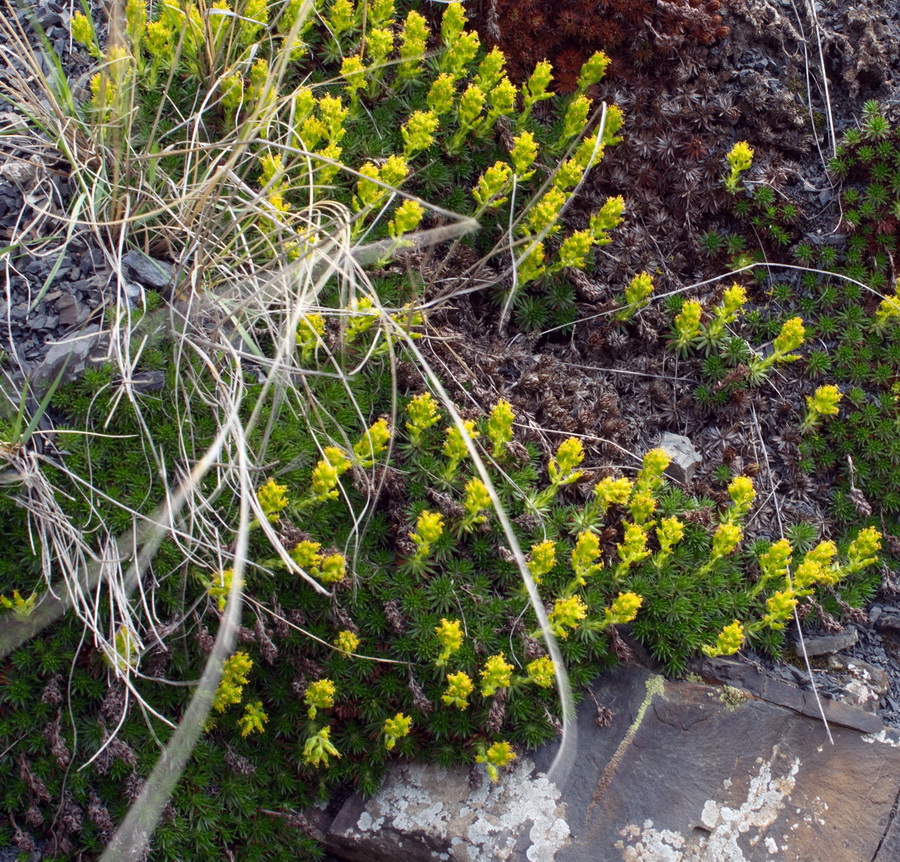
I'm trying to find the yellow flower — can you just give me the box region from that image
[701,620,744,657]
[435,618,463,666]
[477,740,516,782]
[304,678,336,719]
[548,595,587,639]
[527,540,556,584]
[334,630,360,654]
[526,656,555,688]
[604,592,642,626]
[238,701,268,737]
[257,477,288,521]
[212,652,252,713]
[383,713,412,750]
[480,653,514,697]
[442,671,474,709]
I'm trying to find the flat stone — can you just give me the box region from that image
[323,665,900,861]
[874,615,900,634]
[695,656,882,733]
[658,432,702,483]
[31,329,106,385]
[55,294,88,327]
[792,627,858,656]
[122,250,173,288]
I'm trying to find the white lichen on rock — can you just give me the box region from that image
[352,757,570,861]
[615,751,800,861]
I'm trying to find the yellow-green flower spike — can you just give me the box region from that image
[476,741,516,783]
[383,713,412,750]
[334,630,360,654]
[238,701,268,737]
[443,419,479,477]
[547,595,588,639]
[636,447,670,493]
[762,589,797,630]
[701,620,745,657]
[527,539,557,584]
[725,141,754,193]
[726,475,756,522]
[576,50,611,93]
[615,522,650,573]
[486,78,517,123]
[589,195,625,243]
[527,187,567,236]
[480,653,513,697]
[388,199,425,239]
[427,74,457,115]
[561,95,591,143]
[552,437,585,479]
[435,618,464,666]
[411,510,444,555]
[318,553,347,584]
[671,299,703,356]
[801,384,842,432]
[460,477,492,531]
[401,110,439,156]
[353,418,391,466]
[304,678,336,719]
[398,10,429,79]
[406,392,441,445]
[486,399,515,458]
[340,54,366,99]
[440,1,467,45]
[526,656,555,688]
[557,231,593,271]
[571,531,603,586]
[328,0,354,36]
[442,671,474,709]
[614,271,654,321]
[510,131,538,179]
[710,523,743,561]
[520,60,553,121]
[475,47,506,91]
[874,292,900,332]
[240,0,268,45]
[296,313,326,363]
[604,591,643,626]
[472,162,512,209]
[290,540,323,572]
[516,241,546,286]
[846,526,882,574]
[367,27,394,67]
[212,652,253,713]
[302,726,340,768]
[207,568,241,612]
[368,0,394,27]
[256,477,289,521]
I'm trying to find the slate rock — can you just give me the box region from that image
[792,627,858,656]
[122,250,173,288]
[657,432,702,483]
[874,614,900,634]
[31,329,105,385]
[323,666,900,861]
[55,294,88,328]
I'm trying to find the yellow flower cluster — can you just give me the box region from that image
[212,651,253,713]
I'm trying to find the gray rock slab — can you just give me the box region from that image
[657,433,702,483]
[122,250,173,288]
[792,628,858,656]
[694,656,883,733]
[324,665,900,862]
